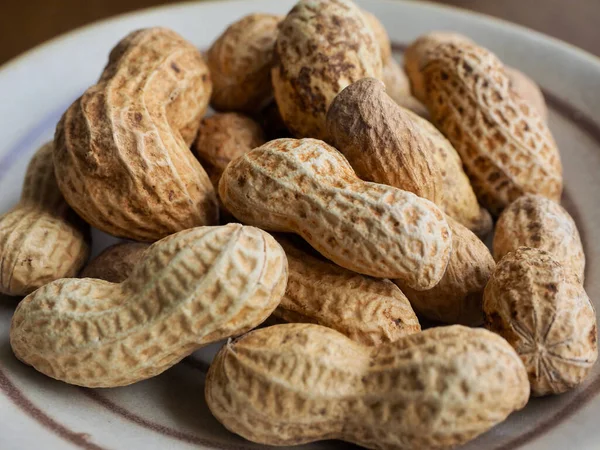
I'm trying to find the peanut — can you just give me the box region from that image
[484,247,597,396]
[361,9,391,63]
[506,67,548,121]
[205,323,529,449]
[206,14,282,113]
[327,78,444,205]
[421,41,562,215]
[382,58,430,119]
[219,138,452,289]
[10,224,288,387]
[80,242,149,283]
[494,194,585,280]
[272,0,382,140]
[274,234,420,345]
[54,28,217,242]
[0,143,90,296]
[397,217,495,326]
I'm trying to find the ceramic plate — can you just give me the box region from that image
[2,0,600,449]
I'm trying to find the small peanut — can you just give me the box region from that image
[484,247,597,396]
[80,242,149,283]
[10,224,288,387]
[206,323,529,449]
[0,143,90,296]
[219,138,452,289]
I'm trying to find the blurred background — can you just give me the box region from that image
[1,0,599,65]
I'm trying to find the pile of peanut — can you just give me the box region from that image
[1,0,596,448]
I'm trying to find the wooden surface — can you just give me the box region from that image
[1,0,599,65]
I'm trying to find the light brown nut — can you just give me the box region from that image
[381,58,430,119]
[273,235,420,345]
[272,0,382,140]
[54,28,217,242]
[494,194,585,280]
[207,14,282,113]
[0,143,90,296]
[421,41,563,215]
[397,217,495,326]
[327,78,444,205]
[206,323,529,449]
[10,224,288,387]
[361,9,391,63]
[484,247,597,396]
[404,108,493,237]
[80,242,149,283]
[506,67,548,121]
[219,138,452,289]
[404,31,473,103]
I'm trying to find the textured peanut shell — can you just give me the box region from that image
[272,0,382,140]
[54,28,217,242]
[397,217,495,326]
[206,323,529,449]
[484,247,597,396]
[506,67,548,121]
[381,58,430,119]
[219,138,452,289]
[207,14,282,113]
[361,9,391,63]
[273,235,420,345]
[421,41,563,215]
[80,242,149,283]
[10,224,288,387]
[327,78,444,205]
[494,194,585,281]
[0,143,90,296]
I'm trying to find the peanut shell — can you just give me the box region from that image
[80,242,149,283]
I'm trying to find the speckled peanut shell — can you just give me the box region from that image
[10,224,288,387]
[381,58,430,118]
[272,0,382,140]
[494,194,585,280]
[397,217,495,326]
[206,323,529,449]
[404,108,493,237]
[421,41,563,215]
[80,242,149,283]
[273,235,420,346]
[327,78,444,205]
[361,9,391,63]
[0,143,90,296]
[506,67,548,121]
[54,28,217,242]
[207,14,282,113]
[219,138,452,289]
[484,247,597,396]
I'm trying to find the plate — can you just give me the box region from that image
[1,1,600,449]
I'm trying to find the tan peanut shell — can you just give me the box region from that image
[80,242,149,283]
[54,28,217,242]
[484,247,597,396]
[382,58,430,119]
[219,138,452,289]
[0,143,90,296]
[10,224,288,387]
[397,217,495,326]
[327,78,444,205]
[206,323,529,449]
[273,235,420,345]
[206,14,282,113]
[506,67,548,121]
[361,9,391,63]
[494,194,585,281]
[272,0,382,140]
[421,41,563,215]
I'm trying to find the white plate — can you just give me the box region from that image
[2,1,600,449]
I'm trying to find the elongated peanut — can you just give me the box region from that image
[382,58,430,118]
[494,194,584,280]
[272,0,382,139]
[397,217,495,326]
[327,78,444,205]
[10,224,287,387]
[206,323,529,449]
[219,138,452,289]
[55,28,217,242]
[0,143,90,296]
[361,9,391,63]
[421,41,562,215]
[80,242,149,283]
[207,14,282,113]
[484,247,597,396]
[274,235,420,345]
